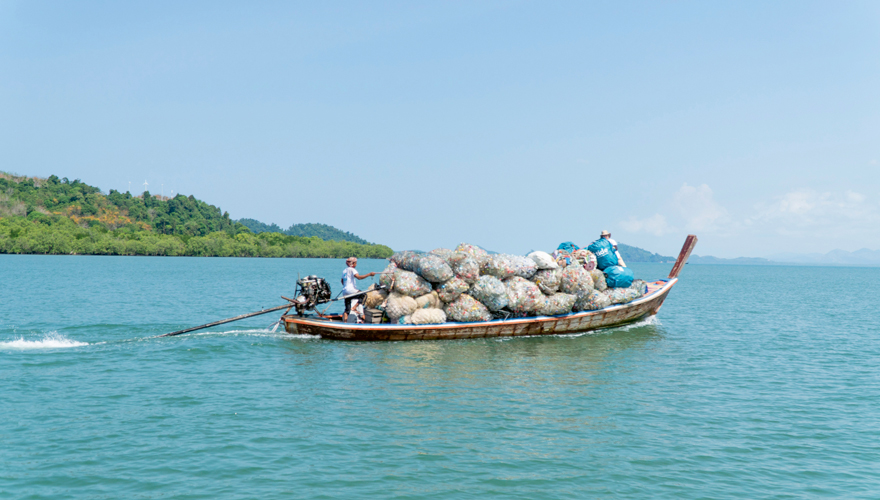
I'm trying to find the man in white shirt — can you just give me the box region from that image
[341,257,376,321]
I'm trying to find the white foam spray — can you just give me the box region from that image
[0,332,89,350]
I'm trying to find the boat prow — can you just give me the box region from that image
[282,235,697,341]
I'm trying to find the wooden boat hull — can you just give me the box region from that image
[282,278,676,341]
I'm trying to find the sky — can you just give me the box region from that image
[1,1,878,258]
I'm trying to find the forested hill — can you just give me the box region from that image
[0,172,393,258]
[237,219,370,245]
[617,243,675,263]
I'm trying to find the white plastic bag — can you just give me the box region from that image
[527,251,558,270]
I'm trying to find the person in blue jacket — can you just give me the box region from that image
[599,230,626,267]
[588,230,627,270]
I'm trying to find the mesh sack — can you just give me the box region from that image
[469,275,509,311]
[555,253,572,268]
[630,279,648,297]
[532,268,561,295]
[379,262,398,288]
[604,288,637,305]
[623,288,642,303]
[511,255,538,279]
[429,248,455,263]
[504,277,544,313]
[527,250,558,270]
[450,254,480,283]
[454,243,490,265]
[483,254,518,280]
[410,308,447,325]
[392,270,433,297]
[589,269,607,291]
[364,285,388,309]
[435,277,470,303]
[391,250,423,272]
[416,254,454,283]
[559,265,594,294]
[573,289,611,311]
[539,293,576,316]
[385,292,418,321]
[399,315,412,325]
[415,291,441,310]
[445,294,492,323]
[574,250,597,271]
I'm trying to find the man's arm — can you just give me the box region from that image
[355,272,376,280]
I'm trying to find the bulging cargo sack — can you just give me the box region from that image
[527,251,558,270]
[604,265,634,288]
[504,276,544,313]
[449,253,480,283]
[393,270,433,297]
[416,254,454,283]
[622,288,642,303]
[379,262,398,288]
[410,308,447,325]
[556,241,580,253]
[559,265,594,294]
[391,250,423,272]
[435,277,470,303]
[445,294,492,322]
[415,291,441,310]
[586,238,618,270]
[539,293,576,316]
[605,287,637,305]
[573,249,597,271]
[589,269,607,291]
[454,243,490,265]
[573,289,611,311]
[482,254,518,280]
[429,248,455,263]
[630,279,648,297]
[469,275,509,311]
[385,292,418,321]
[511,255,538,279]
[364,285,388,308]
[532,268,561,295]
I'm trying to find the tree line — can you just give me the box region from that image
[0,173,393,258]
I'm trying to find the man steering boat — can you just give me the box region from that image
[341,257,376,322]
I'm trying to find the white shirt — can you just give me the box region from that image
[341,267,359,295]
[607,238,627,267]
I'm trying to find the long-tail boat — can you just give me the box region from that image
[280,235,697,341]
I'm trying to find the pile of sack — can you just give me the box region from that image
[366,241,648,325]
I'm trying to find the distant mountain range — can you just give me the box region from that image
[767,248,880,266]
[622,243,880,267]
[237,218,371,245]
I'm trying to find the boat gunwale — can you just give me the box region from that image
[282,278,676,331]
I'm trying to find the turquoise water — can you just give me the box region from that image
[2,255,879,499]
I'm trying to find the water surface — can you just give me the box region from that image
[2,255,878,498]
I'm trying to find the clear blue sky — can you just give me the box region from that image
[2,1,878,257]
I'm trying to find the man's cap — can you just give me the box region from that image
[600,230,611,236]
[346,257,357,262]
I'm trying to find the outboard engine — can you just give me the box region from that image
[293,275,333,315]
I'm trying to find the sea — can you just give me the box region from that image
[2,255,878,499]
